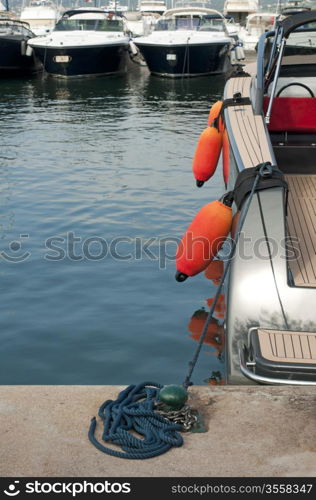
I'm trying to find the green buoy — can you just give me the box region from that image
[158,385,188,410]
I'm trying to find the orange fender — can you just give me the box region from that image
[207,100,223,127]
[192,126,223,187]
[176,200,232,280]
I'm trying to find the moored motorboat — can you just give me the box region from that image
[27,8,131,78]
[0,17,38,76]
[139,0,166,15]
[224,0,277,51]
[134,6,235,77]
[239,12,277,51]
[223,0,258,27]
[125,1,166,37]
[175,10,316,385]
[103,1,128,14]
[221,10,316,384]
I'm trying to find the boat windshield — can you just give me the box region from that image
[155,16,225,31]
[264,19,316,91]
[54,18,124,31]
[0,20,33,36]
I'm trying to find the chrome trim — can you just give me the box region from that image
[238,341,316,386]
[265,38,286,124]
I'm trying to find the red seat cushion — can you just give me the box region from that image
[263,96,316,132]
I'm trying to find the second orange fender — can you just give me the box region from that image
[175,200,232,281]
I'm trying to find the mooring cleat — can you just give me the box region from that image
[158,384,188,411]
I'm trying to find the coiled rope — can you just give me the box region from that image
[88,382,183,459]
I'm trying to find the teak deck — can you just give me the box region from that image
[225,76,273,168]
[258,328,316,364]
[286,174,316,288]
[226,76,316,289]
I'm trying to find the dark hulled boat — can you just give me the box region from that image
[0,17,37,76]
[28,8,130,78]
[134,7,233,77]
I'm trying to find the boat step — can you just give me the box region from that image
[239,328,316,385]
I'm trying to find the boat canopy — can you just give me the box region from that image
[0,18,34,36]
[61,9,124,19]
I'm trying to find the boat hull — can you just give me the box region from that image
[135,41,231,77]
[31,44,129,78]
[0,36,36,76]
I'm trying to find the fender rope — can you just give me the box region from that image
[183,162,275,389]
[89,163,278,458]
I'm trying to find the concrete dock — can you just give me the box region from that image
[0,385,315,477]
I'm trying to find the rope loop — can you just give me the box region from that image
[89,382,183,459]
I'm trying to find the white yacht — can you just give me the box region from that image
[20,0,63,36]
[224,0,277,51]
[223,0,258,26]
[103,1,128,13]
[28,8,130,78]
[239,11,277,51]
[125,1,166,37]
[138,1,166,15]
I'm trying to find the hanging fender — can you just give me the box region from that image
[175,196,233,281]
[192,125,223,187]
[207,100,223,127]
[192,101,224,188]
[128,40,138,56]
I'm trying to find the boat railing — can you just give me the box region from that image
[265,30,286,124]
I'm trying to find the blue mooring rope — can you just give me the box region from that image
[89,164,274,459]
[88,382,183,459]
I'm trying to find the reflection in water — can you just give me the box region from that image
[206,294,226,319]
[187,308,225,359]
[186,255,226,383]
[204,259,224,285]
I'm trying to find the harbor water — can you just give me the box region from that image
[0,66,227,385]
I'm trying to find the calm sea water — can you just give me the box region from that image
[0,66,227,385]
